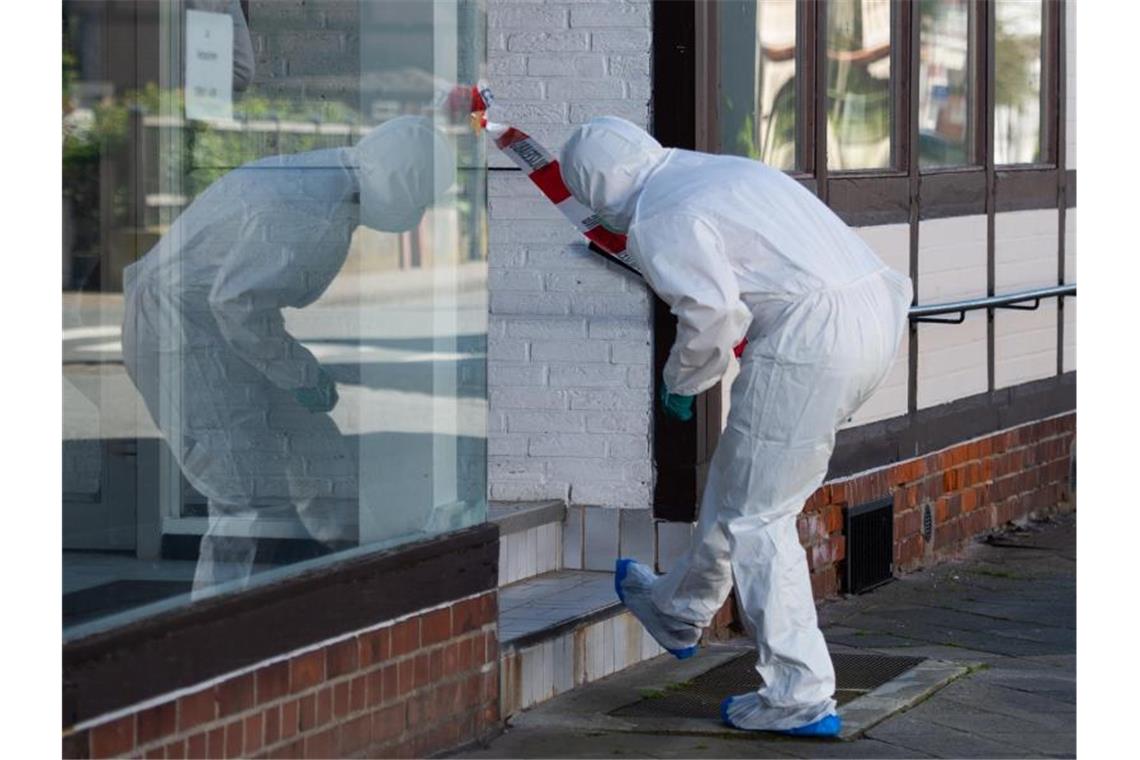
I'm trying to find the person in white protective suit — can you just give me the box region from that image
[122,116,455,594]
[560,117,912,737]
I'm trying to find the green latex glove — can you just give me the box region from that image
[293,368,339,413]
[659,381,695,422]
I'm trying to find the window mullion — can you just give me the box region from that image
[796,0,813,176]
[814,0,828,200]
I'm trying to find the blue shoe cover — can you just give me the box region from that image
[614,558,700,659]
[778,714,842,737]
[613,557,631,602]
[720,696,842,737]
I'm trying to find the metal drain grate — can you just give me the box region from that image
[610,652,925,720]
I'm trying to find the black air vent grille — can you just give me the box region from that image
[845,496,895,594]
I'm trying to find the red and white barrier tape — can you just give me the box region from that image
[463,84,746,359]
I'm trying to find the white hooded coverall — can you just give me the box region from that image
[561,117,913,729]
[122,116,454,593]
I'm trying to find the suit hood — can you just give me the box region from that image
[559,117,668,233]
[355,115,456,233]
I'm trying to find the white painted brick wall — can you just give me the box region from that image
[845,224,912,426]
[995,302,1058,389]
[993,209,1060,388]
[1064,208,1076,286]
[918,311,988,409]
[1063,208,1075,373]
[486,0,653,509]
[994,209,1058,292]
[855,223,910,278]
[916,216,988,409]
[1063,299,1076,374]
[918,215,987,301]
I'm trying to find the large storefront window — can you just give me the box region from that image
[62,0,487,633]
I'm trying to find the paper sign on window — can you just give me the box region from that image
[185,9,233,122]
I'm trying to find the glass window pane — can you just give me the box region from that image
[827,0,893,171]
[919,0,975,168]
[63,0,487,632]
[717,0,798,170]
[994,0,1044,164]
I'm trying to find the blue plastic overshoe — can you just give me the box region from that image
[614,558,698,660]
[720,696,842,737]
[776,714,842,737]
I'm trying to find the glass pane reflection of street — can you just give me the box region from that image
[62,0,487,632]
[919,0,974,168]
[994,0,1044,164]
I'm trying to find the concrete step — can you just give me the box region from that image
[489,500,566,586]
[497,570,666,717]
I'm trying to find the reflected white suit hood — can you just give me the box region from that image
[355,115,456,233]
[559,116,668,233]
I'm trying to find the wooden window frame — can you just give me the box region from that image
[650,0,1071,522]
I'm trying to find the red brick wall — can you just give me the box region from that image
[802,413,1076,600]
[66,591,500,759]
[709,413,1075,636]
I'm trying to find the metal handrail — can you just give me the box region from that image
[909,284,1076,324]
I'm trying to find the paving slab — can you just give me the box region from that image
[970,668,1076,704]
[865,711,1052,758]
[934,677,1076,720]
[981,731,1076,758]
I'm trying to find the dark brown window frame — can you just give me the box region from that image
[651,0,1072,522]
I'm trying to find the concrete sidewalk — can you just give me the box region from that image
[461,512,1076,759]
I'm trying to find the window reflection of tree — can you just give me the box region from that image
[717,0,797,169]
[761,63,796,169]
[827,0,892,170]
[994,2,1042,164]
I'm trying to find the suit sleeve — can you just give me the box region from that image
[630,214,751,396]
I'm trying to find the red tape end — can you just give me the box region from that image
[583,226,628,255]
[470,85,487,113]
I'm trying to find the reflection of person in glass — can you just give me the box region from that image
[121,116,455,594]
